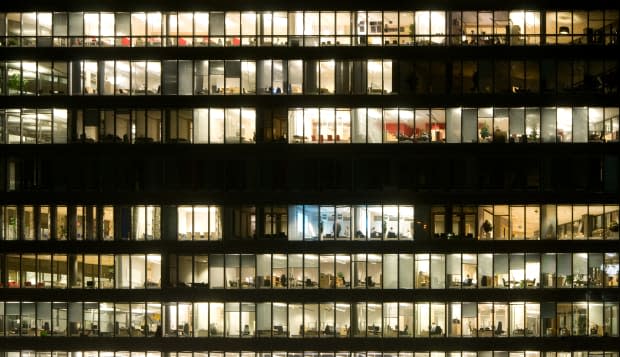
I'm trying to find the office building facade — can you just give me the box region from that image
[0,2,619,357]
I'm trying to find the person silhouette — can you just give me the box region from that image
[495,321,503,335]
[472,70,479,92]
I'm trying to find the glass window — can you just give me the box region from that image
[48,254,66,289]
[194,12,209,46]
[255,302,271,336]
[145,254,161,288]
[36,254,52,288]
[114,13,130,46]
[289,254,303,288]
[88,302,107,336]
[415,302,437,337]
[604,302,619,336]
[557,253,572,288]
[131,13,146,46]
[353,254,367,288]
[189,255,207,288]
[462,254,477,287]
[272,254,287,288]
[320,206,335,240]
[494,254,509,288]
[315,109,332,143]
[541,253,556,288]
[604,252,619,287]
[67,12,84,46]
[303,205,319,240]
[333,303,350,337]
[399,109,415,142]
[462,302,477,336]
[572,302,588,336]
[415,108,431,142]
[383,109,398,143]
[320,12,335,45]
[319,255,335,288]
[305,254,319,288]
[225,302,240,336]
[367,303,382,336]
[525,254,540,288]
[478,254,493,288]
[274,303,288,336]
[320,303,335,337]
[351,108,368,143]
[176,255,192,286]
[415,254,430,288]
[131,205,161,240]
[304,12,319,46]
[209,302,224,336]
[430,254,445,289]
[177,205,222,240]
[210,108,225,143]
[289,303,303,336]
[446,254,462,288]
[335,255,350,288]
[209,255,224,288]
[303,303,319,336]
[224,12,240,46]
[383,254,398,289]
[225,254,240,289]
[335,12,351,45]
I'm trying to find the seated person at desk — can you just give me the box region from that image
[368,324,380,335]
[463,274,473,286]
[417,271,429,286]
[273,325,285,336]
[182,323,190,336]
[370,227,382,238]
[399,324,409,336]
[40,322,50,336]
[430,323,443,336]
[323,325,333,336]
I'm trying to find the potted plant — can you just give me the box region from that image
[408,23,416,44]
[7,73,21,94]
[481,220,493,238]
[480,124,490,142]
